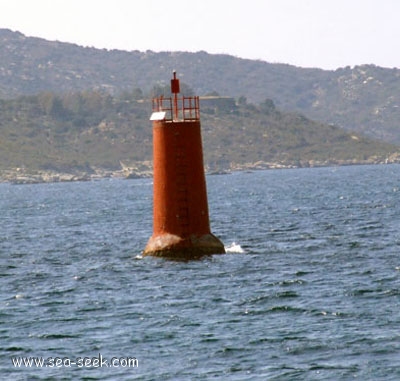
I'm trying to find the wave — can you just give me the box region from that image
[225,242,245,253]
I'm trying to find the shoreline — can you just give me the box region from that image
[1,156,400,184]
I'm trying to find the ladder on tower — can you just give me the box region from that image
[175,137,190,236]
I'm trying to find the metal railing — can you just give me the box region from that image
[152,96,200,122]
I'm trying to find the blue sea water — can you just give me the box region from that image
[1,164,400,380]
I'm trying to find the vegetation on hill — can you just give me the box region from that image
[0,90,398,182]
[0,29,399,182]
[1,29,400,146]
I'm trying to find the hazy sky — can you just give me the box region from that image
[1,0,399,70]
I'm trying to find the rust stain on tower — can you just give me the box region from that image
[143,71,225,260]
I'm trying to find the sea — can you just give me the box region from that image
[1,164,400,380]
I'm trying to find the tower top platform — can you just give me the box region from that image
[150,71,200,122]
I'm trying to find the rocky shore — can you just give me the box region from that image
[1,154,400,185]
[228,153,400,172]
[0,162,153,185]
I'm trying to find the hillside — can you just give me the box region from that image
[1,29,400,145]
[0,90,398,183]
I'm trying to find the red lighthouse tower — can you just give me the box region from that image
[143,71,225,260]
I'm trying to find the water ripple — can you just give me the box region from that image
[2,166,400,379]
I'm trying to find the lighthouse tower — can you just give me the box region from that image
[143,71,225,260]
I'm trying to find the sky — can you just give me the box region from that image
[1,0,399,70]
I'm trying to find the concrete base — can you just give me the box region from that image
[143,233,225,260]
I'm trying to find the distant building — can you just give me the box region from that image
[199,96,237,114]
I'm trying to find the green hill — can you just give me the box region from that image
[0,91,398,183]
[0,29,400,182]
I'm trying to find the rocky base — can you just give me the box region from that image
[143,233,226,260]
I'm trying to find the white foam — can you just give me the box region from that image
[225,242,245,253]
